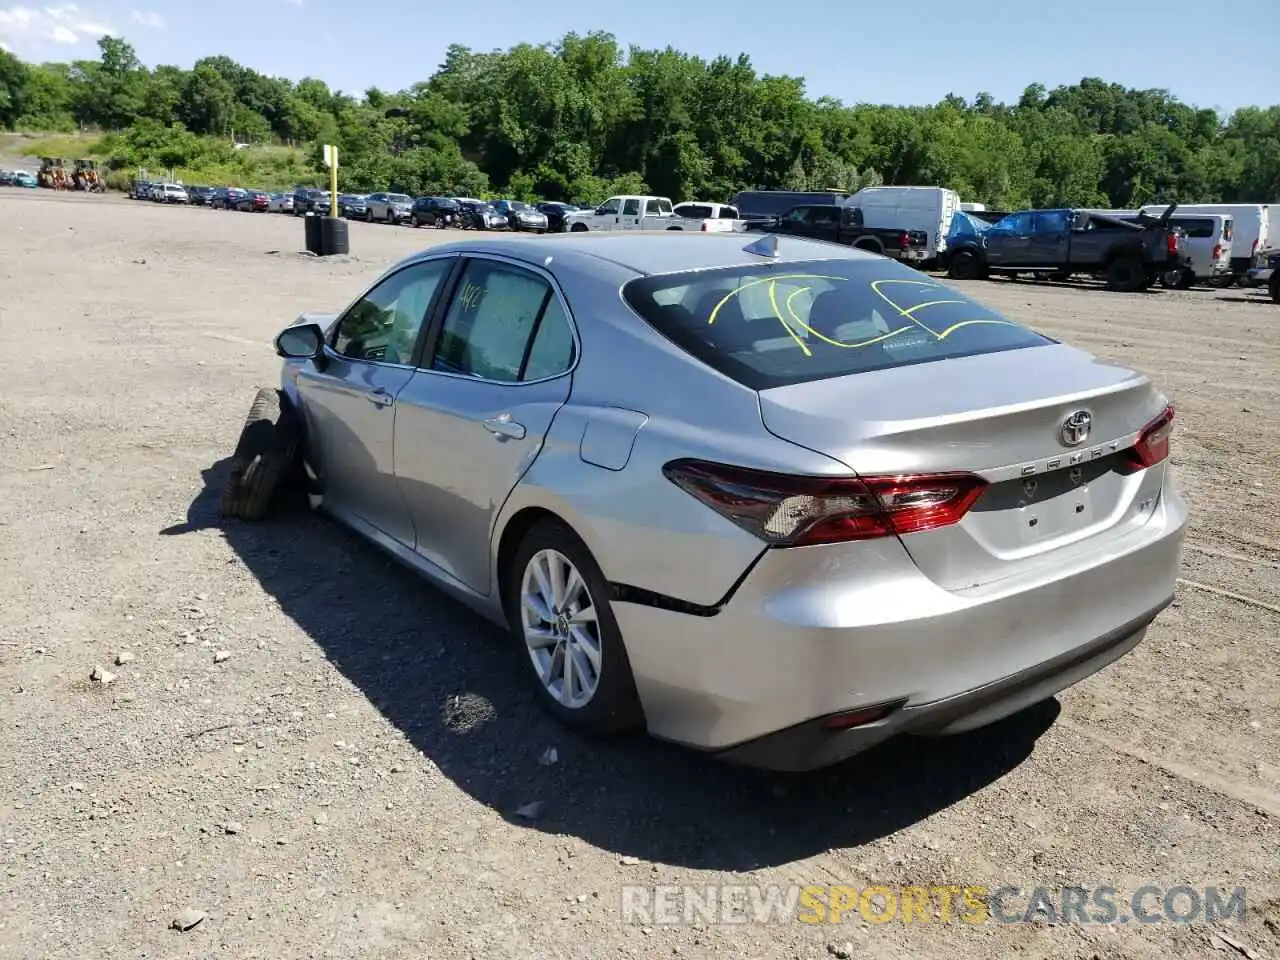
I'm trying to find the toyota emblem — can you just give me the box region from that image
[1060,410,1092,447]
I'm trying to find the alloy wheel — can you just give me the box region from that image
[519,548,602,709]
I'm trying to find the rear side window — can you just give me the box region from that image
[621,260,1053,389]
[1171,218,1215,239]
[675,204,712,219]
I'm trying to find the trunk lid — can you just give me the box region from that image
[757,343,1172,590]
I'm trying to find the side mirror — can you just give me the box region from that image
[275,322,325,360]
[596,206,610,216]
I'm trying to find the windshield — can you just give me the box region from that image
[389,194,411,203]
[509,201,529,211]
[621,260,1053,389]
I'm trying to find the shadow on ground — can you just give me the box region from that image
[163,458,1060,870]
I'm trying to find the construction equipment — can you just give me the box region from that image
[37,157,73,191]
[73,159,106,192]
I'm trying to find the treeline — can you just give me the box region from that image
[1,34,1278,207]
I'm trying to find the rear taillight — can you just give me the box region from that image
[700,221,709,232]
[898,230,910,249]
[1123,405,1175,471]
[662,460,988,546]
[1212,243,1222,261]
[1166,233,1178,256]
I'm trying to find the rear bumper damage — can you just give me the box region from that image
[611,481,1188,771]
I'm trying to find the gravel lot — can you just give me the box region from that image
[1,190,1277,960]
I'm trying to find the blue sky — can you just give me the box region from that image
[1,0,1273,112]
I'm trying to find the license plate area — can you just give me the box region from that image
[976,458,1119,546]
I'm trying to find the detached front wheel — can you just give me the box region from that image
[507,519,644,737]
[220,388,301,521]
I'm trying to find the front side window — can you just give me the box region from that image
[995,212,1034,234]
[331,259,452,365]
[1034,210,1072,233]
[622,260,1053,389]
[432,260,572,383]
[597,198,621,216]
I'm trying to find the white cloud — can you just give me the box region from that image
[131,9,163,29]
[0,4,118,57]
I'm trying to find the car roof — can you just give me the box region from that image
[400,232,882,277]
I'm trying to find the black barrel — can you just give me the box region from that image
[303,212,322,254]
[319,216,349,256]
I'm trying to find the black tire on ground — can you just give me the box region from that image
[220,388,301,521]
[505,518,645,738]
[570,223,588,232]
[1161,270,1194,290]
[1270,272,1280,304]
[1105,255,1145,292]
[1049,270,1072,282]
[947,250,982,281]
[1209,274,1237,289]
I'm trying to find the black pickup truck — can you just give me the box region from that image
[943,205,1187,292]
[749,203,928,263]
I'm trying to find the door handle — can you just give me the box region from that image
[483,414,526,440]
[365,387,394,407]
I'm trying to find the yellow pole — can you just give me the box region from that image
[329,158,338,218]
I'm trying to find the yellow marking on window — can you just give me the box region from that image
[782,284,913,350]
[769,280,812,356]
[935,318,1023,338]
[869,279,944,341]
[900,298,970,316]
[706,273,848,324]
[459,281,484,311]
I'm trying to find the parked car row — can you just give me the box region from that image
[0,169,39,188]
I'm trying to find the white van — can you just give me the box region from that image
[841,186,962,262]
[1139,203,1268,280]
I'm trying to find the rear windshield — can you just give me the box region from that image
[621,260,1053,389]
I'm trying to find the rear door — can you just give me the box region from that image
[620,197,643,230]
[393,255,576,593]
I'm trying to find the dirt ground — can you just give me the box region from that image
[1,190,1277,960]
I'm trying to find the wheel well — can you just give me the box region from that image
[853,238,883,253]
[495,506,563,621]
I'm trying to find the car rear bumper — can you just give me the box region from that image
[611,479,1188,770]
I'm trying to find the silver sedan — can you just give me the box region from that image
[221,232,1189,771]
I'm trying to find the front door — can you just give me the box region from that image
[393,256,576,594]
[985,212,1034,267]
[1029,210,1071,265]
[295,257,453,546]
[592,197,621,229]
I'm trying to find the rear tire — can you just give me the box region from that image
[220,388,301,521]
[1270,272,1280,304]
[506,518,645,738]
[570,223,588,232]
[1105,255,1145,292]
[947,250,983,281]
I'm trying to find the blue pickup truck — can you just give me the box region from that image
[942,206,1189,292]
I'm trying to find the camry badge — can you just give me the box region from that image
[1060,410,1092,447]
